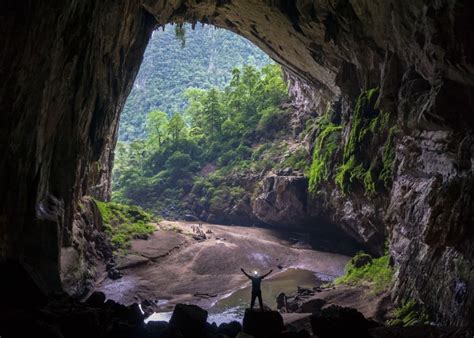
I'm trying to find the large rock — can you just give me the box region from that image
[61,197,114,297]
[253,175,309,226]
[310,305,374,338]
[242,309,285,338]
[216,321,242,338]
[169,304,208,338]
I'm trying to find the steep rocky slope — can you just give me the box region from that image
[0,0,472,327]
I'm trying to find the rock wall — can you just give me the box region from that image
[0,0,472,326]
[284,64,474,326]
[0,1,155,292]
[60,197,113,298]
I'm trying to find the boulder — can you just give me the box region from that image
[86,291,106,307]
[108,267,123,280]
[217,321,242,338]
[252,175,309,226]
[169,304,208,338]
[310,305,374,338]
[276,293,288,311]
[242,308,285,337]
[351,253,372,268]
[298,298,326,313]
[277,331,310,338]
[145,321,169,336]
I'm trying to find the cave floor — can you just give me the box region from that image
[96,220,351,312]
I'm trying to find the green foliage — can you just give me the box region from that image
[95,200,155,252]
[335,88,394,196]
[120,23,272,141]
[277,146,309,172]
[167,113,187,143]
[113,63,290,216]
[334,251,394,295]
[387,300,431,327]
[308,105,342,194]
[147,110,168,146]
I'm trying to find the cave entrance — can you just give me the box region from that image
[79,23,364,323]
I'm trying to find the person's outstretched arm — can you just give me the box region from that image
[241,268,251,279]
[261,269,273,279]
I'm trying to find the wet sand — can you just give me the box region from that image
[97,220,351,311]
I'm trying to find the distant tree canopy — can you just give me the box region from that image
[112,64,290,211]
[119,23,272,142]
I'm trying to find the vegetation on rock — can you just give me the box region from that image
[95,200,155,252]
[308,104,342,194]
[113,64,290,217]
[307,88,396,198]
[387,300,430,327]
[335,88,395,196]
[334,250,394,295]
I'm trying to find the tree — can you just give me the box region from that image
[146,110,169,146]
[167,113,186,143]
[113,63,290,216]
[202,88,225,140]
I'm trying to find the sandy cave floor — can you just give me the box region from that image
[97,220,351,312]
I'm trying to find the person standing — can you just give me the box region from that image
[241,268,273,311]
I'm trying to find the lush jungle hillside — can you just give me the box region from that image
[113,63,299,220]
[119,24,272,141]
[113,24,305,222]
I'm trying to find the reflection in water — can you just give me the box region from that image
[145,268,330,325]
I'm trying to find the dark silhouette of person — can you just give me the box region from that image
[241,268,273,311]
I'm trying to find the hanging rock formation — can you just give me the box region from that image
[0,0,473,326]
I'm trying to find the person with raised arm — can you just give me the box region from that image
[241,268,273,311]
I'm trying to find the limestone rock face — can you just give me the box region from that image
[253,174,310,226]
[0,1,155,292]
[60,197,113,298]
[0,0,473,327]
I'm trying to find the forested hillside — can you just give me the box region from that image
[119,24,272,141]
[113,25,313,224]
[113,64,301,220]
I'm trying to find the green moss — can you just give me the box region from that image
[335,88,395,196]
[387,300,430,327]
[277,146,309,172]
[208,184,246,210]
[363,169,376,196]
[308,104,342,194]
[94,199,155,253]
[334,251,394,295]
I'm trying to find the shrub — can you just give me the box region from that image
[308,106,342,194]
[334,251,394,295]
[387,300,430,327]
[278,146,309,172]
[335,88,395,196]
[257,106,288,135]
[95,200,155,253]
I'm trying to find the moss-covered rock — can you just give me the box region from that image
[308,104,342,194]
[95,200,155,253]
[387,300,430,327]
[335,88,395,196]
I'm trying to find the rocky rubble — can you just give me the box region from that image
[1,259,471,338]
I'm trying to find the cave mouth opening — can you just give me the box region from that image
[1,2,473,333]
[80,22,365,321]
